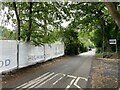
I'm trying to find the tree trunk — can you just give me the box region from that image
[13,1,20,40]
[13,1,21,69]
[104,2,120,29]
[26,2,33,42]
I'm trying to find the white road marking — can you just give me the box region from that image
[74,77,82,89]
[66,78,76,90]
[67,75,77,79]
[66,75,87,89]
[52,74,65,85]
[79,76,88,81]
[35,73,60,88]
[13,72,50,90]
[65,74,77,90]
[27,72,55,89]
[14,72,88,89]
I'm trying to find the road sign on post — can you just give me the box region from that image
[109,39,117,54]
[109,39,116,45]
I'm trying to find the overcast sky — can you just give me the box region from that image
[0,7,13,30]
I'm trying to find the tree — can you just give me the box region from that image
[0,26,16,39]
[2,2,64,44]
[105,2,120,29]
[1,2,120,54]
[13,1,20,41]
[26,2,33,42]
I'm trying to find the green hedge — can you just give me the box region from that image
[65,42,87,55]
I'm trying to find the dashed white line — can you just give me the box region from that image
[52,74,65,85]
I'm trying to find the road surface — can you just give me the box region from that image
[3,49,95,90]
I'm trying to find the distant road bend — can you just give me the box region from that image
[4,49,95,89]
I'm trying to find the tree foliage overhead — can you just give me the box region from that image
[1,2,120,54]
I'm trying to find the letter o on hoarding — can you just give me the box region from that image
[5,59,10,66]
[0,61,4,68]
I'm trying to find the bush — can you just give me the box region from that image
[65,42,87,55]
[96,48,102,53]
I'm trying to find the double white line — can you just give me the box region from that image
[13,72,64,89]
[13,72,53,89]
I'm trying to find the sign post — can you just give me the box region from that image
[109,39,118,60]
[109,39,117,53]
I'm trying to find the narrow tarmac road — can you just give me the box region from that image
[3,49,95,90]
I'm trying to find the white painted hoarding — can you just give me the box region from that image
[44,44,52,61]
[60,43,64,56]
[0,40,17,73]
[51,43,56,59]
[0,40,64,73]
[54,43,64,58]
[19,42,44,68]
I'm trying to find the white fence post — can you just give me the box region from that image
[17,41,19,69]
